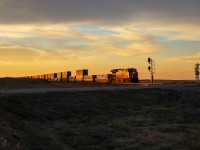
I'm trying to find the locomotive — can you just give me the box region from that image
[21,68,139,83]
[109,68,139,83]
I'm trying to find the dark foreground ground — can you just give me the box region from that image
[0,78,200,150]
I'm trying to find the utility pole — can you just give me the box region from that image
[148,58,155,85]
[195,63,199,86]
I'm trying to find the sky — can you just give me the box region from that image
[0,0,200,79]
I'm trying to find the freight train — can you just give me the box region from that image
[20,68,139,83]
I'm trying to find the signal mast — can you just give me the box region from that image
[148,58,155,85]
[195,63,199,86]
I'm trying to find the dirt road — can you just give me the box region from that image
[0,84,199,94]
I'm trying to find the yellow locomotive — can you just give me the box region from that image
[110,68,139,83]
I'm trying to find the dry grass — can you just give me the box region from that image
[0,78,119,90]
[0,87,200,149]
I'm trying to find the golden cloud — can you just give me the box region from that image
[127,42,163,53]
[110,27,155,42]
[129,23,200,41]
[0,23,164,65]
[165,52,200,62]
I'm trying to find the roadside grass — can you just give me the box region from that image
[0,78,52,89]
[0,89,200,149]
[0,78,116,90]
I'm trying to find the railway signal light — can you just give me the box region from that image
[148,66,151,71]
[148,58,151,64]
[147,57,155,85]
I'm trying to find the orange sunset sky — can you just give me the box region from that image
[0,0,200,79]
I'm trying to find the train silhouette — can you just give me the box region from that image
[21,68,139,83]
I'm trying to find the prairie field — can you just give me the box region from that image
[0,78,118,90]
[0,78,200,150]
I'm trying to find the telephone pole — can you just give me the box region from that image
[148,58,155,85]
[195,63,199,86]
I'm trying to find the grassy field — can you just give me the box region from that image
[0,78,118,90]
[0,85,200,149]
[0,78,196,90]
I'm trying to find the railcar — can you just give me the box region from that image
[96,74,112,82]
[83,75,96,82]
[62,71,71,82]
